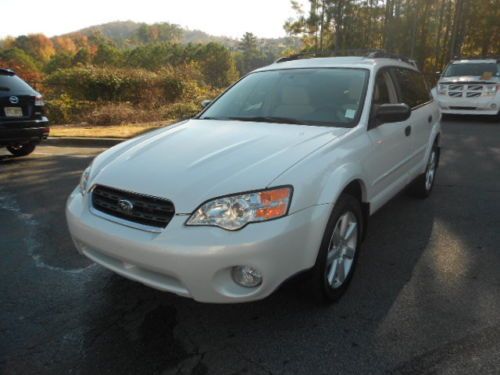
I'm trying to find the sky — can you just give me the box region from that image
[0,0,308,40]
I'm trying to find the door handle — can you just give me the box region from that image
[405,125,411,136]
[428,115,432,123]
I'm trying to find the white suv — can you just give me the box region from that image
[66,55,441,303]
[434,58,500,116]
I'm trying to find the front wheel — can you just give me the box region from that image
[310,193,363,303]
[7,143,36,157]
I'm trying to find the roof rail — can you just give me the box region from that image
[365,50,417,66]
[452,55,500,62]
[274,49,417,66]
[0,68,15,76]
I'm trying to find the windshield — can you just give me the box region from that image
[199,68,369,127]
[443,62,499,78]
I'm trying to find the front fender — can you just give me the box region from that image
[270,129,371,214]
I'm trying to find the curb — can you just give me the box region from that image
[44,137,126,148]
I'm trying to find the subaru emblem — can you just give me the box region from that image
[118,199,134,212]
[9,96,19,104]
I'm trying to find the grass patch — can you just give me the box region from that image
[49,121,175,139]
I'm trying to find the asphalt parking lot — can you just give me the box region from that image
[1,116,499,375]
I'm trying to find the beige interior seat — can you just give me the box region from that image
[272,87,314,118]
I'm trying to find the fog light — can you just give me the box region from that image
[491,103,497,109]
[231,266,262,288]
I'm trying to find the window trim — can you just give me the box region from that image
[368,67,399,130]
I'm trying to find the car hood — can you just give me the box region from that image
[440,76,500,83]
[90,119,349,213]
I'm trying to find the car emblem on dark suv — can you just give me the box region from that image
[9,96,19,104]
[118,199,134,212]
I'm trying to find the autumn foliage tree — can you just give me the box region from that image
[284,0,500,73]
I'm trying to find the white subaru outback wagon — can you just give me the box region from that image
[66,54,441,303]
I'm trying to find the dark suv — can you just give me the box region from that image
[1,68,49,156]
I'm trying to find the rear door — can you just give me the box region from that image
[391,68,436,177]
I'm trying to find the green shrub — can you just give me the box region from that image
[160,102,201,120]
[45,95,96,124]
[44,66,192,104]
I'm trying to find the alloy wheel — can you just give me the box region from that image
[325,211,358,288]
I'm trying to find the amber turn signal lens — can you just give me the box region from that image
[255,187,291,220]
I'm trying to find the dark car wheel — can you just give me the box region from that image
[7,143,36,157]
[408,142,439,199]
[310,193,363,303]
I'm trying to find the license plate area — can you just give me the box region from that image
[4,107,23,117]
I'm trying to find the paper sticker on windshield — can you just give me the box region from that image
[345,109,356,119]
[481,71,493,80]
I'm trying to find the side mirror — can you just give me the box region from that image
[201,99,212,108]
[374,103,411,125]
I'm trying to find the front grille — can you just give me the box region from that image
[467,84,483,91]
[445,83,490,98]
[91,185,175,229]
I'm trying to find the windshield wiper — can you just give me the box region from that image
[224,116,309,125]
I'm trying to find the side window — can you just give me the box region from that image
[373,71,397,105]
[393,68,430,108]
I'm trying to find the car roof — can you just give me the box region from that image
[255,56,418,73]
[0,68,16,76]
[451,59,498,64]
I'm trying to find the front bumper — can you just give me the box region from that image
[0,117,50,145]
[66,188,330,303]
[436,95,499,115]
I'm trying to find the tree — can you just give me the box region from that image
[9,34,55,62]
[93,42,123,66]
[0,48,43,82]
[72,48,92,66]
[195,43,239,87]
[134,23,183,44]
[284,0,500,74]
[237,32,266,74]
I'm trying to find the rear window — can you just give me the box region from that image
[393,68,431,108]
[444,62,499,78]
[0,75,34,93]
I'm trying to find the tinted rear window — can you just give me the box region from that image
[0,75,34,93]
[393,68,431,108]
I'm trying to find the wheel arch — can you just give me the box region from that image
[338,179,370,241]
[318,171,370,243]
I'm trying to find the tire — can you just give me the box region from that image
[408,142,439,199]
[310,193,363,303]
[7,143,36,157]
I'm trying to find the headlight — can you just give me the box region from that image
[186,186,293,231]
[79,165,92,195]
[437,84,447,95]
[484,84,498,96]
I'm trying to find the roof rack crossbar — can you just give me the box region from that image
[274,49,416,66]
